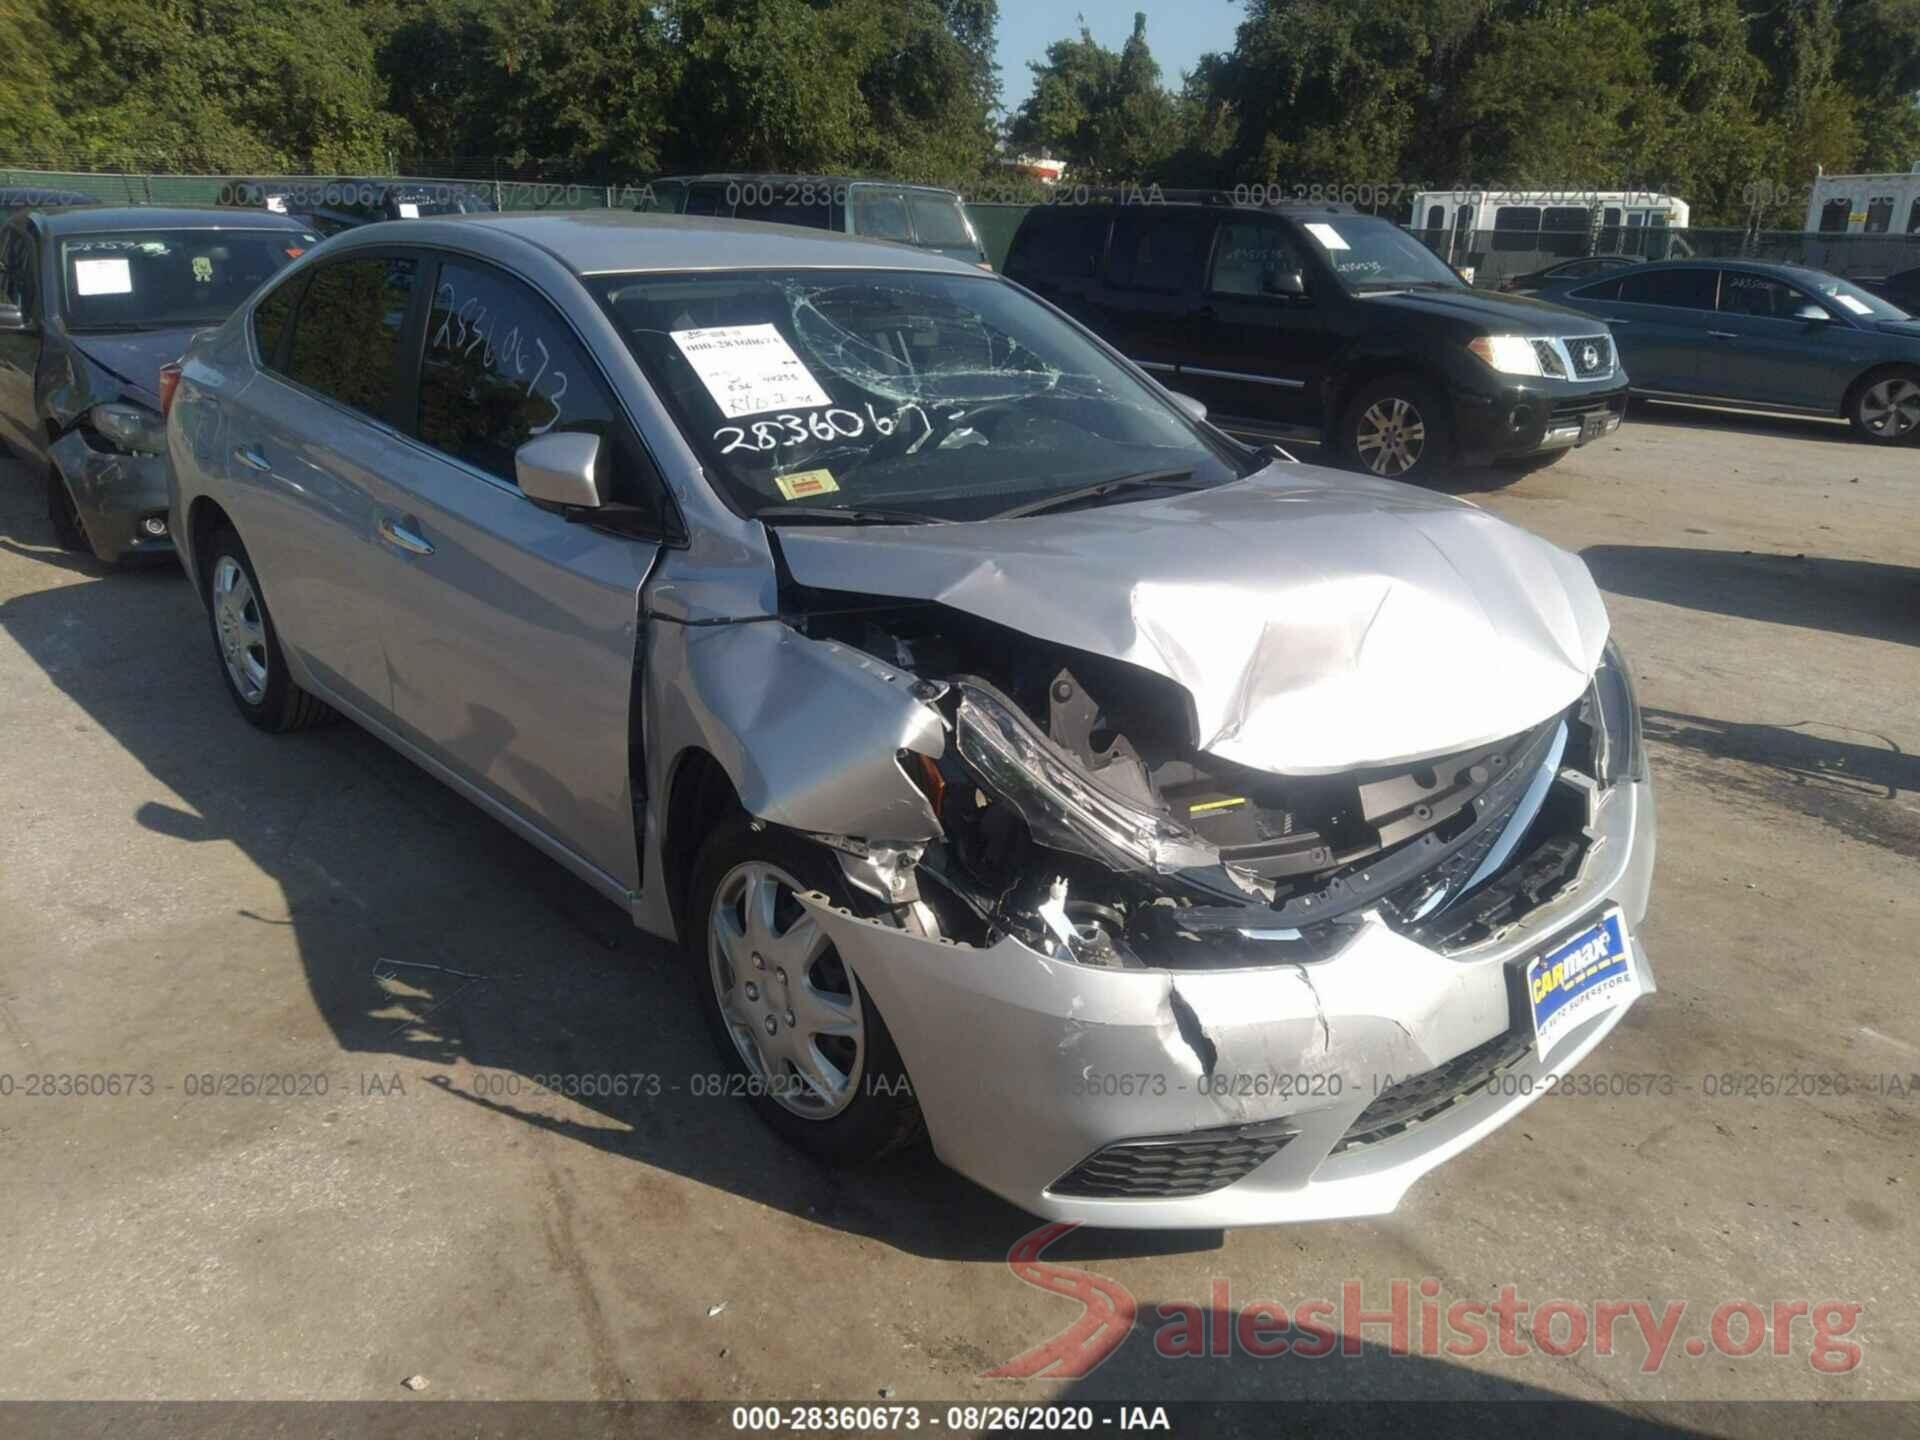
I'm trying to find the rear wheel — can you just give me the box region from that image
[688,819,924,1165]
[203,528,333,732]
[1340,375,1451,481]
[1849,368,1920,444]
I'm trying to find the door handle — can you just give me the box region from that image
[377,516,434,556]
[1707,330,1737,339]
[233,445,271,472]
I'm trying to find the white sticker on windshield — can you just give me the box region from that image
[1834,293,1872,316]
[671,324,832,419]
[1303,223,1349,251]
[397,202,421,219]
[73,257,133,296]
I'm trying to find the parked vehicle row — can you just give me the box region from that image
[0,205,319,562]
[1004,199,1629,482]
[1537,260,1920,442]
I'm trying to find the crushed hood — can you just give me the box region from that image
[774,465,1610,775]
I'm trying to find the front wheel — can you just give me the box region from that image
[1340,375,1451,481]
[1849,369,1920,444]
[688,819,924,1165]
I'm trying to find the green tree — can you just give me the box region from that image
[1008,13,1184,181]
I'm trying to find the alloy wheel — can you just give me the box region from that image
[1859,378,1920,440]
[211,556,269,705]
[1355,397,1427,476]
[707,860,866,1119]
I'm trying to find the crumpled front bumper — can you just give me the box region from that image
[802,773,1656,1229]
[49,430,174,564]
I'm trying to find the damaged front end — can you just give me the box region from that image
[777,589,1656,1225]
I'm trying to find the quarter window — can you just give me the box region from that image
[1864,196,1894,234]
[280,256,417,418]
[251,273,303,366]
[905,193,975,250]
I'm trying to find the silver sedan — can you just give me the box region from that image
[166,212,1657,1228]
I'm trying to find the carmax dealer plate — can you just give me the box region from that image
[1526,908,1635,1061]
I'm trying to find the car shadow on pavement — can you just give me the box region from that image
[0,517,1223,1268]
[1581,544,1920,647]
[1641,709,1920,802]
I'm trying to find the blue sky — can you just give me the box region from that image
[995,3,1244,111]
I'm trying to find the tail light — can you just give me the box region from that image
[158,361,182,418]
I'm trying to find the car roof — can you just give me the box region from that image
[1617,258,1843,283]
[379,210,987,277]
[28,204,318,235]
[653,173,965,197]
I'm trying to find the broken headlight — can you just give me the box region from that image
[89,401,167,456]
[953,681,1216,875]
[1589,636,1644,784]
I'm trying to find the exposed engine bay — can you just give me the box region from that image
[787,580,1627,971]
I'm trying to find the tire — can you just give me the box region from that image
[202,527,333,733]
[1339,374,1452,481]
[687,818,925,1165]
[46,466,91,554]
[1848,367,1920,445]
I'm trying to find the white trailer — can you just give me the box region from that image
[1411,189,1691,266]
[1803,165,1920,236]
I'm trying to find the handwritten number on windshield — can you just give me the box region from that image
[430,281,568,434]
[715,403,931,455]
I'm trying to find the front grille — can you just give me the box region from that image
[1049,1119,1296,1199]
[1549,396,1613,422]
[1567,334,1614,379]
[1333,1027,1532,1153]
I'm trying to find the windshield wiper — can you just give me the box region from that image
[755,504,947,526]
[988,467,1205,520]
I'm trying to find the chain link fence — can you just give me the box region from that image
[6,164,1919,282]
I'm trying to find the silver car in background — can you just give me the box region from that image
[166,213,1656,1228]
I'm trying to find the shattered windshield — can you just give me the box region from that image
[593,269,1251,522]
[60,229,313,331]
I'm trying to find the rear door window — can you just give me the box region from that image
[905,192,977,251]
[279,255,418,419]
[682,184,731,217]
[1008,211,1110,280]
[1569,275,1626,301]
[1818,198,1852,233]
[1618,268,1718,309]
[1107,212,1214,294]
[1864,197,1894,234]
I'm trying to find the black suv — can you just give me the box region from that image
[1004,199,1629,480]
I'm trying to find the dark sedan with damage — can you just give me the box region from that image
[0,204,318,563]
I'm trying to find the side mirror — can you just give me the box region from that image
[516,431,603,509]
[1268,269,1306,297]
[1166,390,1208,424]
[0,302,33,334]
[1793,303,1831,323]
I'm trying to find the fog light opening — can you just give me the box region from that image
[140,515,170,539]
